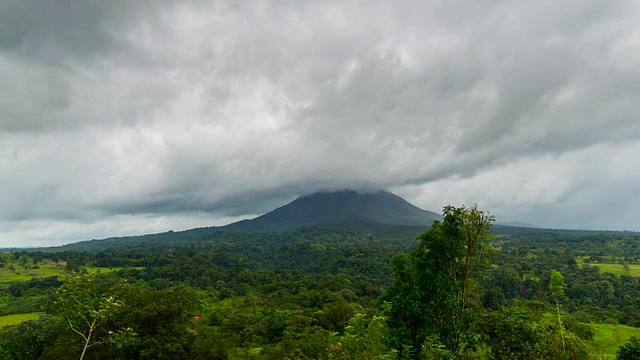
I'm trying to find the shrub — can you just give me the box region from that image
[617,336,640,360]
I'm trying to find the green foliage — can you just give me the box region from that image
[479,305,589,360]
[590,323,640,358]
[550,270,566,299]
[562,315,595,342]
[42,275,207,359]
[381,205,495,358]
[0,312,42,328]
[1,220,640,358]
[189,330,229,360]
[54,274,125,359]
[482,287,506,310]
[0,314,63,360]
[549,269,567,353]
[337,312,397,360]
[314,300,354,332]
[0,262,63,284]
[617,336,640,360]
[103,283,202,359]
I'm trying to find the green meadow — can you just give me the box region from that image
[0,261,140,284]
[589,323,640,359]
[0,263,65,284]
[576,257,640,277]
[0,312,43,328]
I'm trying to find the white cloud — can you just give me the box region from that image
[398,141,640,231]
[2,0,640,246]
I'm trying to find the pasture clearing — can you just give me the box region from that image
[0,312,43,328]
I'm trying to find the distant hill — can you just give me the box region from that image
[224,190,441,232]
[34,190,441,252]
[23,187,640,253]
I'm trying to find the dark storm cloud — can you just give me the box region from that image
[2,0,640,246]
[0,0,183,133]
[0,0,124,58]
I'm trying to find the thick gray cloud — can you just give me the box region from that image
[2,0,640,247]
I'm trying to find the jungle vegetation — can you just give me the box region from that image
[1,205,640,359]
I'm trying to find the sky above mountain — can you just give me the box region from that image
[2,1,640,247]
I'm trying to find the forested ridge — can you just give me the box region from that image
[2,210,640,359]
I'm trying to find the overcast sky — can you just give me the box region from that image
[2,0,640,247]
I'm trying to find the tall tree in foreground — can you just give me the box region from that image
[380,205,495,359]
[54,275,124,360]
[550,269,567,353]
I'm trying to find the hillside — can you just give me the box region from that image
[224,189,441,232]
[35,190,440,252]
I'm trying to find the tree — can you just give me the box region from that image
[54,274,124,360]
[550,269,566,353]
[331,311,396,360]
[104,283,202,359]
[0,314,63,360]
[617,336,640,360]
[479,304,589,360]
[381,205,495,358]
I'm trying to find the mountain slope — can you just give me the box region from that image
[224,190,441,232]
[35,189,440,252]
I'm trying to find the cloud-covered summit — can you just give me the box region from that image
[2,0,640,246]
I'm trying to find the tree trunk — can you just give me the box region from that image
[555,297,566,353]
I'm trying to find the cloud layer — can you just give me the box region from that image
[2,0,640,246]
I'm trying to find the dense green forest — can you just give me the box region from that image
[2,208,640,359]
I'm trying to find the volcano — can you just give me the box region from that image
[224,190,441,232]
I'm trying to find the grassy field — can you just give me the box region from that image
[628,266,640,277]
[0,262,142,285]
[83,266,145,276]
[0,312,43,328]
[589,323,640,359]
[591,263,629,277]
[576,258,640,277]
[0,263,65,284]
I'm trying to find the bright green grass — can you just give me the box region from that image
[627,265,640,277]
[0,263,64,283]
[0,312,43,328]
[592,263,629,276]
[589,323,640,359]
[213,293,264,313]
[83,266,144,276]
[576,258,640,277]
[0,263,142,284]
